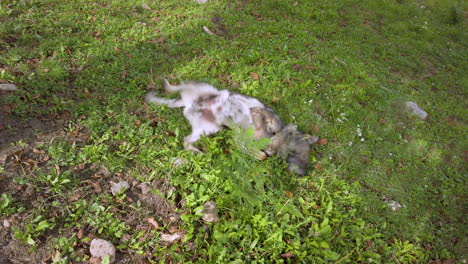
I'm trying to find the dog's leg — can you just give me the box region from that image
[183,125,220,153]
[161,78,181,93]
[145,91,185,108]
[264,134,282,156]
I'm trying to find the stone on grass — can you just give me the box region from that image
[199,201,219,223]
[195,0,208,3]
[0,84,17,91]
[110,181,129,196]
[90,238,116,263]
[160,233,181,243]
[384,199,403,212]
[405,101,428,120]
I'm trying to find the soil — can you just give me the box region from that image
[0,90,182,263]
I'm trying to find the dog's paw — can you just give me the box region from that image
[255,151,267,161]
[144,90,157,103]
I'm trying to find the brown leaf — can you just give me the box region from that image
[305,65,316,70]
[280,252,294,259]
[114,47,122,53]
[89,256,102,264]
[442,260,456,264]
[120,71,127,80]
[24,159,39,167]
[285,191,293,198]
[68,193,81,203]
[77,228,85,239]
[365,240,372,250]
[90,182,102,193]
[147,217,159,230]
[308,182,317,191]
[314,162,322,171]
[461,151,468,162]
[2,104,12,114]
[317,138,328,145]
[446,118,458,127]
[250,11,262,18]
[309,124,320,133]
[249,72,260,80]
[33,148,45,154]
[55,164,61,175]
[141,3,152,10]
[76,162,86,171]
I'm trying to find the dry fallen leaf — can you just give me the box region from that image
[33,148,45,154]
[285,191,293,199]
[90,182,102,193]
[77,228,85,239]
[280,252,294,258]
[68,193,81,203]
[55,164,61,175]
[317,138,328,145]
[89,256,102,264]
[147,217,159,230]
[141,3,152,10]
[315,162,322,171]
[249,72,260,80]
[365,240,373,250]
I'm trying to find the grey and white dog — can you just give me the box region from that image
[145,79,317,175]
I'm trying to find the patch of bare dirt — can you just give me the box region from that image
[0,91,73,263]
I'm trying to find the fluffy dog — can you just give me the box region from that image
[145,79,317,175]
[145,79,264,152]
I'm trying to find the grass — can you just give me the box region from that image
[0,0,466,263]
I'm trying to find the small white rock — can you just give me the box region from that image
[387,200,402,212]
[203,26,215,35]
[199,201,219,223]
[173,158,187,167]
[3,219,11,228]
[90,238,116,263]
[0,84,17,91]
[110,181,129,196]
[405,101,428,120]
[160,233,181,243]
[195,0,208,3]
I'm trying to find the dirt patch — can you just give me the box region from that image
[0,91,72,263]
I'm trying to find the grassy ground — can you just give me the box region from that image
[0,0,466,263]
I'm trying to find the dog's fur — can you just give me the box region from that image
[145,79,316,175]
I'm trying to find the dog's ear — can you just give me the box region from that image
[304,134,319,144]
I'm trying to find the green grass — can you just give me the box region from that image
[0,0,466,263]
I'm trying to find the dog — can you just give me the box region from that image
[145,79,317,175]
[250,107,318,175]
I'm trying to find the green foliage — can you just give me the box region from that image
[0,193,24,216]
[37,168,74,193]
[13,215,55,247]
